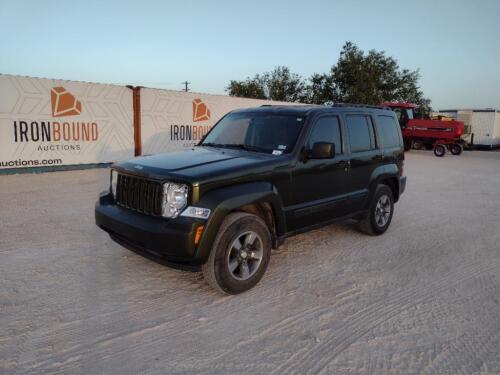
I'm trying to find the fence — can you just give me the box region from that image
[0,74,291,171]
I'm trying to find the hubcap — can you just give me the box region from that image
[227,231,263,280]
[374,194,391,227]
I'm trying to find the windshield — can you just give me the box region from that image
[392,107,414,127]
[201,112,305,154]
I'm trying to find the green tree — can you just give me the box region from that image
[226,42,431,114]
[303,73,334,105]
[328,42,431,113]
[226,76,267,100]
[226,66,306,102]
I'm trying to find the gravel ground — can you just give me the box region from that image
[1,150,500,375]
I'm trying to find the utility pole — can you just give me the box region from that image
[181,81,190,92]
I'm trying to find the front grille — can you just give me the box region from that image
[116,174,162,216]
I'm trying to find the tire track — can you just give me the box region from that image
[271,258,500,374]
[208,284,364,363]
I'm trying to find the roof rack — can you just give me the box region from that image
[329,103,391,111]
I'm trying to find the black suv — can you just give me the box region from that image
[96,105,406,294]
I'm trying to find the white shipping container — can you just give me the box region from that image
[439,108,500,147]
[471,110,500,147]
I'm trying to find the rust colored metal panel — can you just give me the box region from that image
[132,86,142,156]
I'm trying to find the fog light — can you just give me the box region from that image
[180,206,211,219]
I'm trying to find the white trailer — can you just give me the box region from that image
[439,108,500,148]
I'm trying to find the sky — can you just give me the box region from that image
[1,0,499,110]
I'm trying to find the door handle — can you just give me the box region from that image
[372,155,383,161]
[338,160,350,171]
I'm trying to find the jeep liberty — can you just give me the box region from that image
[95,104,406,294]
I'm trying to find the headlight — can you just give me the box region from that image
[110,169,118,199]
[161,183,188,218]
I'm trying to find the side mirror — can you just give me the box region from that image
[310,142,335,159]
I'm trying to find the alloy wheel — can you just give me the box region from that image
[375,194,391,227]
[227,231,263,280]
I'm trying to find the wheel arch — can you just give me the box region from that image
[368,165,401,206]
[193,182,285,264]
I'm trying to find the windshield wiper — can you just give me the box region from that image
[202,143,271,153]
[200,142,224,148]
[224,144,271,153]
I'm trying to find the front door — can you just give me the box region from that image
[286,115,351,232]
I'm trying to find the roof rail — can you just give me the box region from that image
[329,103,391,111]
[259,104,318,107]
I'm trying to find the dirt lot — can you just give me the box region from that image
[1,150,500,375]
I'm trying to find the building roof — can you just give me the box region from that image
[440,108,499,113]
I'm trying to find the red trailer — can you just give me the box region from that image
[383,102,465,157]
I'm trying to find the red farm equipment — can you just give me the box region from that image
[383,102,465,157]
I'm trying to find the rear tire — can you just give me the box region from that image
[202,212,271,295]
[359,184,394,236]
[413,140,423,150]
[450,143,463,155]
[434,144,446,157]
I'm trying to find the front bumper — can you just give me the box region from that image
[95,193,206,265]
[400,176,407,195]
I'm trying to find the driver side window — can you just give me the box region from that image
[308,116,342,154]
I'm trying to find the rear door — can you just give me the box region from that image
[344,113,382,211]
[375,114,404,166]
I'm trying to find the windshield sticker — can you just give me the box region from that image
[277,145,287,150]
[272,150,283,156]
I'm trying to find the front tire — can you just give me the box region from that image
[434,144,446,157]
[359,184,394,236]
[202,212,271,295]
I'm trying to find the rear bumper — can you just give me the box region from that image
[95,193,206,265]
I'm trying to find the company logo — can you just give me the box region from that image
[12,87,98,151]
[51,87,82,117]
[192,98,210,122]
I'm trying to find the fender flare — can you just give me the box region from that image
[193,182,285,263]
[366,164,400,208]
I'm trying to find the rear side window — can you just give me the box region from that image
[376,115,401,148]
[346,115,375,152]
[308,116,342,154]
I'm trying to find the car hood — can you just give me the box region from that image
[115,147,288,184]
